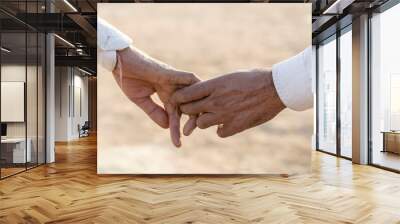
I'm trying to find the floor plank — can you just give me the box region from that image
[1,135,400,223]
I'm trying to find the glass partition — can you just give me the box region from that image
[27,31,38,169]
[370,3,400,171]
[1,30,28,177]
[0,1,46,179]
[26,0,45,170]
[38,32,45,165]
[317,35,337,154]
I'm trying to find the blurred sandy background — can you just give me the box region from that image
[97,3,313,174]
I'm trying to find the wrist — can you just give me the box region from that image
[261,68,286,112]
[115,46,172,83]
[113,47,129,77]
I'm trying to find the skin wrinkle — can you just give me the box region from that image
[138,97,159,117]
[175,68,286,138]
[112,46,198,147]
[209,86,267,115]
[197,113,218,129]
[112,46,285,144]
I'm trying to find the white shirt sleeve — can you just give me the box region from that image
[97,18,132,72]
[272,47,313,111]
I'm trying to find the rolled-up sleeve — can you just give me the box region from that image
[97,18,132,72]
[272,47,313,111]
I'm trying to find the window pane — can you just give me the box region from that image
[371,3,400,171]
[38,33,45,165]
[27,31,38,169]
[340,29,352,158]
[318,37,337,154]
[1,31,27,177]
[26,0,40,169]
[0,0,46,179]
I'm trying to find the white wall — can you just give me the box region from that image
[72,73,89,138]
[1,66,25,123]
[54,67,89,141]
[1,64,46,164]
[55,67,70,141]
[1,65,37,138]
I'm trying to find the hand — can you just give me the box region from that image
[113,46,199,147]
[171,69,286,138]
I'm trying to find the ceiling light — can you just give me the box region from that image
[63,0,78,12]
[76,48,85,55]
[323,0,355,15]
[54,34,75,48]
[1,47,11,53]
[78,67,93,76]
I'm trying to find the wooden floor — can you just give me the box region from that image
[0,167,26,178]
[1,135,400,223]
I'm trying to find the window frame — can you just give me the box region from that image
[367,0,400,173]
[315,21,353,160]
[0,0,47,180]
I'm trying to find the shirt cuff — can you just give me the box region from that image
[97,18,133,72]
[98,50,117,72]
[272,47,313,111]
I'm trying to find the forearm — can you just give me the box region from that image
[116,46,176,81]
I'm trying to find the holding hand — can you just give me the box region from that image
[172,69,286,138]
[113,46,199,147]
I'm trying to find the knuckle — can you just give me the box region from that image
[180,104,193,114]
[209,99,219,108]
[173,92,186,103]
[190,73,200,82]
[172,93,182,103]
[180,104,189,113]
[186,72,194,78]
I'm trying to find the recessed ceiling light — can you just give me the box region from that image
[323,0,355,15]
[63,0,78,12]
[1,47,11,53]
[54,34,75,48]
[78,67,93,76]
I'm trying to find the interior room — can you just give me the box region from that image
[0,0,96,179]
[0,23,46,178]
[0,0,399,223]
[54,66,91,141]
